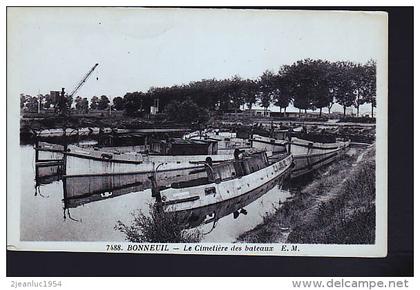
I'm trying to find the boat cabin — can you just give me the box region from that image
[170,151,269,189]
[149,138,218,155]
[207,151,269,182]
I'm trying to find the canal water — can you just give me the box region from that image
[20,145,293,242]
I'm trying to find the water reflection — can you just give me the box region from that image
[63,175,147,209]
[35,164,63,186]
[35,159,64,184]
[24,145,291,242]
[175,174,288,231]
[61,166,213,211]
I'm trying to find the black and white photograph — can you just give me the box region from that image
[7,7,388,256]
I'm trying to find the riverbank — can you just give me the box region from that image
[20,115,193,144]
[20,115,191,131]
[21,116,376,146]
[237,145,376,244]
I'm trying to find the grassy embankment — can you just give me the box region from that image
[237,146,376,244]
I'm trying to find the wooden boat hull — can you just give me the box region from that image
[185,130,251,150]
[35,142,236,176]
[289,138,350,178]
[169,169,288,228]
[161,154,293,212]
[64,147,235,176]
[250,135,287,154]
[36,142,65,161]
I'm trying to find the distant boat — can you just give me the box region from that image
[33,127,188,138]
[156,151,293,213]
[35,131,348,181]
[184,129,251,151]
[189,130,350,178]
[185,129,289,154]
[184,130,350,178]
[289,137,350,178]
[35,141,257,176]
[249,134,288,154]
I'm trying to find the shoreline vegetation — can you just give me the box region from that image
[115,205,202,243]
[20,58,376,128]
[237,146,376,244]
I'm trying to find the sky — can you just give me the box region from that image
[8,8,387,113]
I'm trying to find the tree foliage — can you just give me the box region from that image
[123,92,147,116]
[98,95,110,110]
[332,62,358,116]
[165,98,209,123]
[20,59,377,118]
[90,96,99,110]
[75,96,89,113]
[112,96,125,110]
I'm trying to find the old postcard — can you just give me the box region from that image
[7,7,387,257]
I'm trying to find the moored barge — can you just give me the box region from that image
[156,151,293,213]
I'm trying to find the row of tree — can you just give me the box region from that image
[20,93,114,114]
[119,59,376,118]
[20,58,376,118]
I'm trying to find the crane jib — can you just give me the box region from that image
[68,63,99,98]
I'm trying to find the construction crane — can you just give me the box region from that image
[68,63,99,99]
[55,63,99,116]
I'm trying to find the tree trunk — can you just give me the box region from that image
[328,106,331,115]
[343,106,346,117]
[356,94,360,117]
[283,107,287,118]
[319,107,322,116]
[371,103,374,118]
